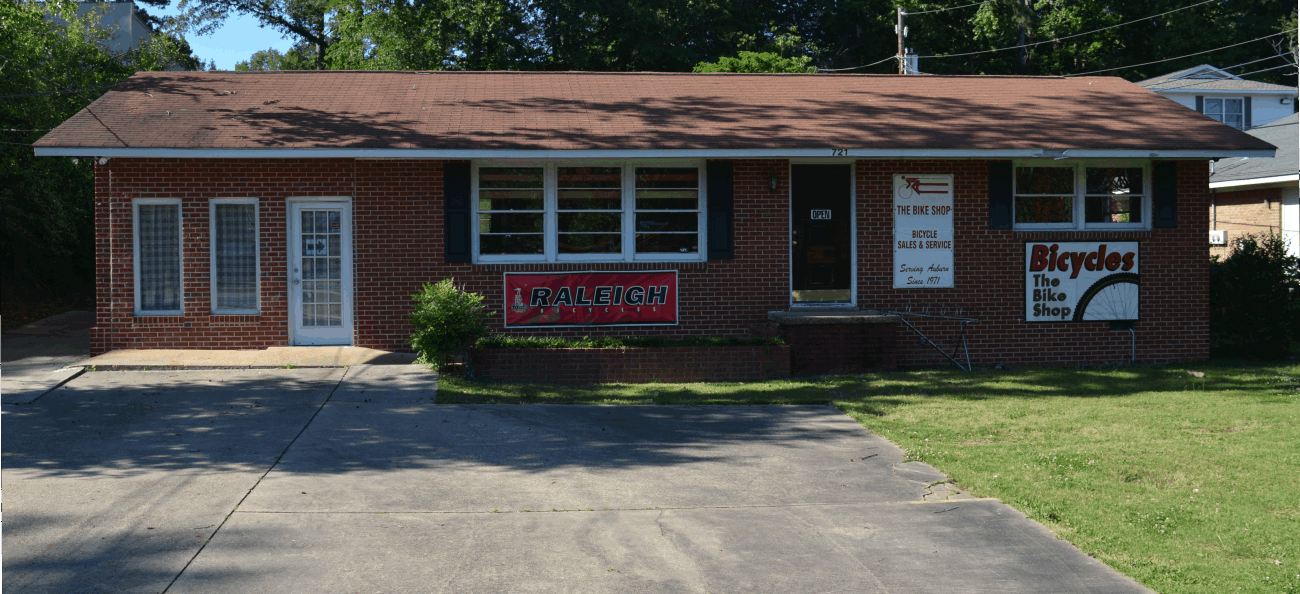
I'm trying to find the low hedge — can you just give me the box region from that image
[474,335,785,349]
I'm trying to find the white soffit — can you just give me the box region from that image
[32,147,1278,159]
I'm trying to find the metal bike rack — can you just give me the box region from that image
[878,307,979,372]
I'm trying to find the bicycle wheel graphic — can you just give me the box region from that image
[897,182,917,200]
[1072,273,1139,322]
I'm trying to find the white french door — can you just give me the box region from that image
[289,201,352,345]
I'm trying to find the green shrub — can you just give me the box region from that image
[1209,234,1300,359]
[475,335,784,349]
[408,279,496,369]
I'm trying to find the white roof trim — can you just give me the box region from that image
[1209,173,1300,189]
[1157,89,1298,95]
[32,147,1278,159]
[1174,65,1240,81]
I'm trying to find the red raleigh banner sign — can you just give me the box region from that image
[504,271,678,327]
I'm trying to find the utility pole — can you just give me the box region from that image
[896,7,906,74]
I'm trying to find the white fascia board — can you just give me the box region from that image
[1209,173,1300,189]
[33,147,1278,159]
[1159,89,1298,95]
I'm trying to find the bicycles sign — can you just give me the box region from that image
[893,174,954,289]
[1024,242,1139,322]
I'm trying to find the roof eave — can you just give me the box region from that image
[31,147,1278,159]
[1209,173,1300,189]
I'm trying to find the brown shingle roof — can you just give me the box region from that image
[34,70,1276,153]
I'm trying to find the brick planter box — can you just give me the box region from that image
[470,346,791,384]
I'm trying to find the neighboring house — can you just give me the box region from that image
[47,1,152,55]
[1138,64,1298,130]
[1208,112,1300,259]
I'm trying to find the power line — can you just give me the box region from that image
[1064,30,1293,76]
[919,0,1218,59]
[905,0,994,16]
[0,81,122,99]
[819,55,897,73]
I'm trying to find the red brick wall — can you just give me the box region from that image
[781,324,898,374]
[471,346,791,384]
[1209,186,1284,260]
[91,157,1211,367]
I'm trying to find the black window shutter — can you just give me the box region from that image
[444,162,472,262]
[1153,161,1177,228]
[1195,96,1204,113]
[706,160,735,259]
[988,161,1013,229]
[1244,97,1252,129]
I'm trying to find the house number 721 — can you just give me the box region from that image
[830,148,848,156]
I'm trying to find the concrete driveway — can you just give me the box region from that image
[2,367,1149,594]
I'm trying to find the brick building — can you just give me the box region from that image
[34,71,1276,369]
[1208,113,1299,260]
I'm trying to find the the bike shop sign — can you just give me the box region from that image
[1025,242,1139,322]
[894,174,954,288]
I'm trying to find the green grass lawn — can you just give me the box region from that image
[438,360,1300,594]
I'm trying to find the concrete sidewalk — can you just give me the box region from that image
[1,310,95,404]
[81,346,419,369]
[3,366,1150,593]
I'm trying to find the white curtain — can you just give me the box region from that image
[138,204,181,311]
[214,203,258,311]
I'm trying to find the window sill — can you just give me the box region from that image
[1013,229,1153,240]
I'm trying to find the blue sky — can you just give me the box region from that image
[154,3,294,69]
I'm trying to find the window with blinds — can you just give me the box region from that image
[134,200,182,314]
[212,200,259,314]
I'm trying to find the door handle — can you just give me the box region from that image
[293,278,300,285]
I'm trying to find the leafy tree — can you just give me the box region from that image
[175,0,334,68]
[1,0,198,300]
[1209,234,1300,359]
[694,52,815,73]
[235,45,315,70]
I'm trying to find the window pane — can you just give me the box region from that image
[558,167,620,188]
[558,189,622,210]
[480,167,543,188]
[478,212,543,233]
[1086,168,1143,195]
[1224,99,1242,114]
[636,233,698,254]
[213,203,257,311]
[1015,196,1074,224]
[1086,195,1143,223]
[636,167,698,189]
[1224,115,1243,129]
[636,189,698,210]
[480,189,543,211]
[138,204,181,312]
[480,234,543,255]
[1015,167,1074,195]
[559,212,620,233]
[1204,98,1223,116]
[636,212,698,232]
[559,234,622,254]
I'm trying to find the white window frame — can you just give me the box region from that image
[1203,97,1245,129]
[133,198,184,316]
[471,160,708,263]
[1013,160,1152,231]
[209,198,260,315]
